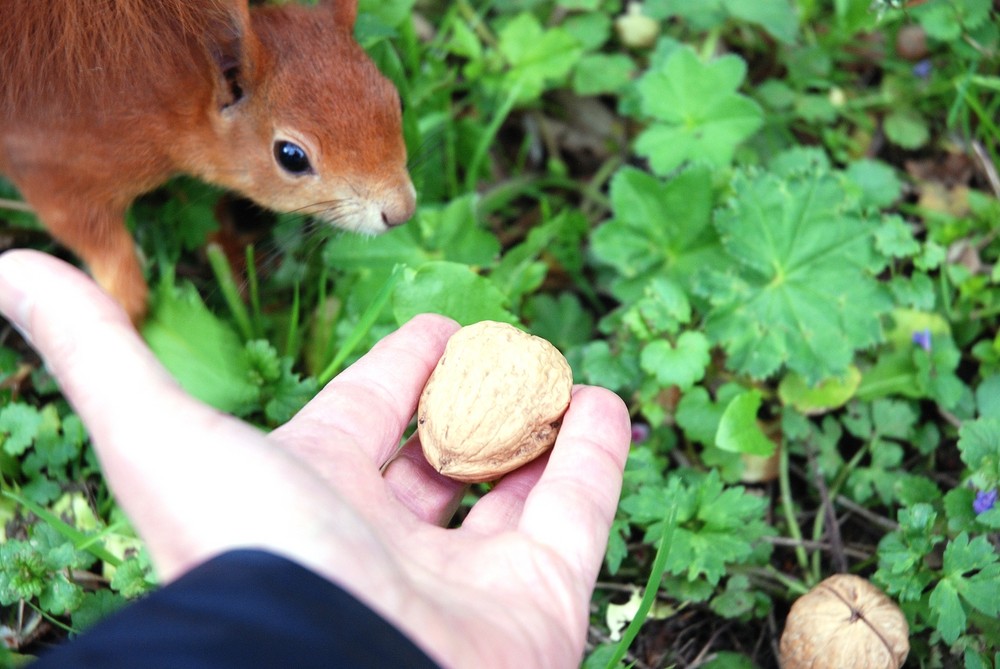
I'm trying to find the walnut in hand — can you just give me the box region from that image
[417,321,574,483]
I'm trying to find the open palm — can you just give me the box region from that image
[0,250,631,669]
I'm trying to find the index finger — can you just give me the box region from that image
[268,314,460,487]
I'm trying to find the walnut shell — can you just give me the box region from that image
[780,574,909,669]
[417,320,573,483]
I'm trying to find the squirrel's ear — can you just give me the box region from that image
[204,3,260,110]
[322,0,358,30]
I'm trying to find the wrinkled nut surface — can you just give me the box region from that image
[417,320,573,483]
[780,574,909,669]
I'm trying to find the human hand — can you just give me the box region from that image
[0,250,631,669]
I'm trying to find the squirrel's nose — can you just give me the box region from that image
[381,180,416,228]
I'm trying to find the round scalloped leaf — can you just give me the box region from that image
[701,165,891,384]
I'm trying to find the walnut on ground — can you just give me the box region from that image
[779,574,909,669]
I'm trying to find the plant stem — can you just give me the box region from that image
[318,265,405,384]
[464,80,524,193]
[206,243,254,342]
[245,245,262,339]
[604,503,678,669]
[779,439,811,578]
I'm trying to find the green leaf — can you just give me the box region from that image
[929,578,966,644]
[875,216,920,258]
[525,293,593,350]
[659,471,772,584]
[144,284,260,415]
[110,552,155,599]
[929,533,1000,644]
[580,340,640,392]
[912,0,963,40]
[73,590,126,632]
[392,262,517,326]
[715,390,776,457]
[793,94,837,124]
[700,166,891,383]
[778,366,861,414]
[942,532,999,576]
[358,0,416,29]
[21,405,77,480]
[633,278,692,333]
[497,13,582,103]
[700,651,758,669]
[975,374,1000,418]
[3,492,119,567]
[875,216,921,259]
[417,194,500,266]
[872,398,918,440]
[649,0,798,43]
[894,474,942,507]
[591,165,722,302]
[756,79,796,110]
[0,403,43,457]
[160,198,219,253]
[859,309,964,406]
[621,469,773,589]
[884,109,930,150]
[563,12,611,50]
[962,564,1000,617]
[444,19,482,60]
[846,160,904,210]
[646,0,726,27]
[722,0,799,43]
[262,358,318,426]
[0,541,45,605]
[944,487,979,533]
[322,225,428,273]
[39,576,82,615]
[604,518,630,575]
[634,47,763,175]
[957,418,1000,488]
[639,331,710,391]
[573,54,634,96]
[491,210,582,307]
[875,503,942,601]
[676,383,744,446]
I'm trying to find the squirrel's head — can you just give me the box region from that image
[193,0,415,234]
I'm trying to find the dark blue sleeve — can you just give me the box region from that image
[31,549,441,669]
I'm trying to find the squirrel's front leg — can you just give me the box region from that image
[29,199,149,327]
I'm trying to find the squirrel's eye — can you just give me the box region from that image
[274,141,312,175]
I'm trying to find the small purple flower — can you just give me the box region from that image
[912,59,932,79]
[912,328,932,352]
[631,422,650,444]
[973,489,997,515]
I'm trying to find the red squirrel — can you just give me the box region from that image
[0,0,415,323]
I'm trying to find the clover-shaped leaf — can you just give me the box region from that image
[639,331,710,391]
[590,165,723,302]
[633,47,763,175]
[497,13,582,103]
[699,166,891,384]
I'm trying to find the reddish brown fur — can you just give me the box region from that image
[1,1,237,115]
[0,0,414,324]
